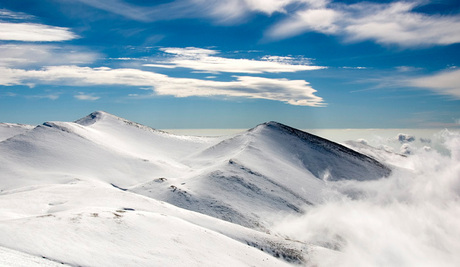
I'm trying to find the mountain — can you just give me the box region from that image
[0,111,391,265]
[131,120,391,229]
[0,123,34,142]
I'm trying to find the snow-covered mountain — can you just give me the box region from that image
[0,122,34,142]
[0,111,391,266]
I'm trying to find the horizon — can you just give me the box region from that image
[3,109,458,131]
[1,1,460,129]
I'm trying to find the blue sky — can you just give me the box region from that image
[0,0,459,129]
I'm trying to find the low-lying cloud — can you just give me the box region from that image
[273,130,460,266]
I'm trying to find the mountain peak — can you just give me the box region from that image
[250,121,285,132]
[74,111,162,134]
[248,120,391,181]
[74,111,111,126]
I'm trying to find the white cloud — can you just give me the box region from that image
[0,9,34,20]
[0,44,99,67]
[71,0,460,47]
[75,0,313,25]
[409,69,460,99]
[0,65,325,106]
[343,2,460,47]
[144,47,325,74]
[0,22,78,42]
[395,66,422,72]
[266,8,340,39]
[161,47,218,57]
[27,94,60,100]
[274,131,460,266]
[74,92,100,101]
[266,1,460,47]
[342,66,366,70]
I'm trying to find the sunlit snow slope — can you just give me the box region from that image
[0,123,34,142]
[0,111,391,266]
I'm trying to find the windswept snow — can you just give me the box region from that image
[0,179,302,266]
[0,111,394,266]
[0,246,72,267]
[0,123,34,142]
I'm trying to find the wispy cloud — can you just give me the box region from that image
[0,44,99,67]
[144,47,325,74]
[343,2,460,47]
[409,69,460,99]
[74,92,100,101]
[266,7,340,39]
[0,22,78,42]
[0,9,34,20]
[0,65,324,106]
[266,1,460,47]
[70,1,460,47]
[395,66,423,73]
[27,93,60,100]
[75,0,305,24]
[342,66,367,70]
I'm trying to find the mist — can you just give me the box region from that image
[273,130,460,266]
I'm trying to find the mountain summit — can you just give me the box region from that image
[74,110,110,126]
[249,121,391,181]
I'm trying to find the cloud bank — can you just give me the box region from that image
[273,130,460,266]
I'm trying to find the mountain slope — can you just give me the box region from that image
[0,111,392,264]
[0,179,303,266]
[0,123,34,142]
[0,111,223,190]
[130,121,391,229]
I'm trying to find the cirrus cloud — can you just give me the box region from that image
[266,1,460,47]
[409,69,460,99]
[75,0,310,25]
[67,0,460,47]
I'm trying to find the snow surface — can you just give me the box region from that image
[0,111,395,266]
[0,123,34,142]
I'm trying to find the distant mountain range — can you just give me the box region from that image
[0,111,391,266]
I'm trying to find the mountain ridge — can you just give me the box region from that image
[0,111,397,265]
[0,111,391,228]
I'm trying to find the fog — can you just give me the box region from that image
[273,130,460,266]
